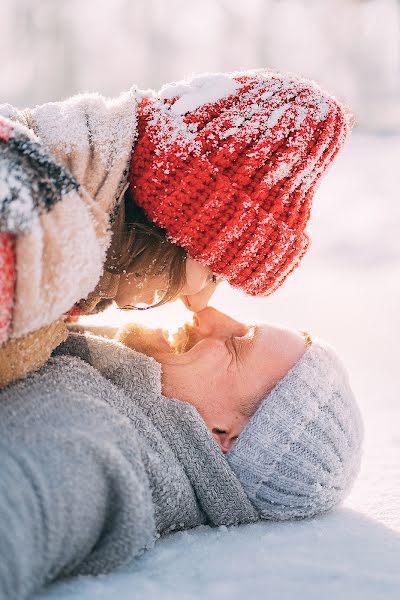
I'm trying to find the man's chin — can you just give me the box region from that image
[115,321,200,358]
[115,322,173,359]
[170,323,200,353]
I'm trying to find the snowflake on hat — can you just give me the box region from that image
[129,69,352,296]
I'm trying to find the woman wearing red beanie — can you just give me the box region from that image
[0,69,352,387]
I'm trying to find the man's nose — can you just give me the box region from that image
[193,307,248,338]
[211,428,239,454]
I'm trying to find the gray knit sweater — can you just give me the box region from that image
[0,333,257,600]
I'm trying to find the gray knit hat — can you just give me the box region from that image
[227,339,364,520]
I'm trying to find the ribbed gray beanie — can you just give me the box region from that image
[227,340,364,520]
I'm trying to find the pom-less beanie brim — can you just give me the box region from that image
[227,340,364,520]
[130,70,353,295]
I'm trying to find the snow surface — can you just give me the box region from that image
[35,132,400,600]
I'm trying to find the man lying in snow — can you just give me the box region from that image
[0,308,363,600]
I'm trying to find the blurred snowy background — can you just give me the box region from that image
[1,0,400,130]
[1,1,399,598]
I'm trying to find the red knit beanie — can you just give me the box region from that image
[129,70,352,296]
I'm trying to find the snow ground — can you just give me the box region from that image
[36,132,400,600]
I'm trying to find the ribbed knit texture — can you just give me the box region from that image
[227,340,364,520]
[130,69,353,295]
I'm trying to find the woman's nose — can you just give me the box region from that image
[179,281,219,312]
[193,307,248,338]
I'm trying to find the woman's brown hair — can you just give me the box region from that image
[104,188,187,308]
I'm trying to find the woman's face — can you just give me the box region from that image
[114,257,220,311]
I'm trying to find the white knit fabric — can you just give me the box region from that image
[227,340,364,520]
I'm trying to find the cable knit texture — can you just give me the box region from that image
[227,340,364,519]
[130,70,353,295]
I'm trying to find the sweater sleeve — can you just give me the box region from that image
[0,357,156,600]
[0,435,151,600]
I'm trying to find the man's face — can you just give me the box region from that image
[119,308,306,453]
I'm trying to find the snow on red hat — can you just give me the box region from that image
[129,70,352,295]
